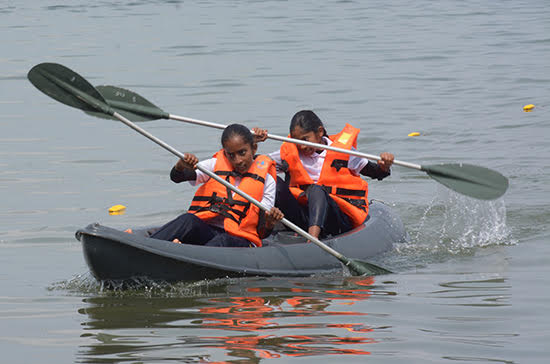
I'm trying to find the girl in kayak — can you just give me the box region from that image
[148,124,283,247]
[254,110,394,239]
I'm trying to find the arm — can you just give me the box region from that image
[359,152,394,180]
[360,161,391,180]
[252,127,268,143]
[257,207,284,239]
[170,166,197,183]
[255,173,283,238]
[169,154,199,183]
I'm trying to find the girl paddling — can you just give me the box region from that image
[149,124,283,247]
[254,110,394,239]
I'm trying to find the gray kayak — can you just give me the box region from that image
[75,200,407,283]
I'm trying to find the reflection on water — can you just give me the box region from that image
[77,276,389,362]
[47,262,515,363]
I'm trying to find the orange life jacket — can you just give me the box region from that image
[280,123,369,227]
[188,150,276,247]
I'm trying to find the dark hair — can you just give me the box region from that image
[221,123,255,147]
[289,110,328,136]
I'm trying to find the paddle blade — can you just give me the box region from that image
[346,259,392,276]
[422,163,509,200]
[27,63,110,114]
[95,85,169,122]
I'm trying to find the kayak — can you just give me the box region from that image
[75,200,407,283]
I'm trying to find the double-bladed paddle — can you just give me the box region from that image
[27,62,391,276]
[76,85,507,201]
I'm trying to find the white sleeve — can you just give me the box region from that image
[259,173,276,210]
[347,147,369,175]
[188,158,216,186]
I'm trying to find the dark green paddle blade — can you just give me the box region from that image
[27,63,111,115]
[346,259,392,276]
[422,163,509,200]
[95,85,169,122]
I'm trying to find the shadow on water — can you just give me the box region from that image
[71,275,396,363]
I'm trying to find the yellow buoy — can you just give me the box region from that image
[408,132,421,137]
[108,204,126,215]
[523,104,535,112]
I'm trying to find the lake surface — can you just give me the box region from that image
[2,1,549,363]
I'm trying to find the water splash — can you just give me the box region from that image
[48,271,102,295]
[397,188,514,258]
[48,272,245,297]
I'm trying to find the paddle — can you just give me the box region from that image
[27,62,391,276]
[82,85,508,200]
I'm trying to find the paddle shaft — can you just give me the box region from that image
[87,83,507,200]
[113,111,353,263]
[168,114,422,170]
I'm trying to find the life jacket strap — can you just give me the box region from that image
[189,204,242,223]
[191,195,249,206]
[298,184,365,197]
[340,197,368,211]
[241,172,265,183]
[330,159,349,171]
[298,184,332,194]
[334,187,366,197]
[215,170,240,178]
[191,191,251,224]
[214,170,265,183]
[279,159,290,173]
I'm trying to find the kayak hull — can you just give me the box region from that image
[76,201,407,283]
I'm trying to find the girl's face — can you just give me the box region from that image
[223,135,257,174]
[290,125,325,156]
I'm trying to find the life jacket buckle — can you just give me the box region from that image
[209,202,223,213]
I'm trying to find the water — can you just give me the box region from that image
[2,0,549,362]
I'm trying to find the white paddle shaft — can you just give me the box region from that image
[169,114,422,170]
